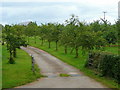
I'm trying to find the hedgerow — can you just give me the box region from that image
[85,51,120,84]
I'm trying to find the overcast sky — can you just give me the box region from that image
[0,0,120,25]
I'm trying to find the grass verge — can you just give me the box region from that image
[2,45,42,89]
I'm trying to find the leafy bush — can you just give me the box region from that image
[86,51,120,83]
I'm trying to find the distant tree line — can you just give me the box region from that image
[1,15,120,63]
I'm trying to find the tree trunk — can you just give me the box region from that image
[7,43,8,49]
[9,50,14,64]
[10,50,12,58]
[2,41,4,45]
[56,41,58,51]
[13,48,16,58]
[70,48,74,54]
[48,41,51,48]
[64,45,67,54]
[75,46,78,58]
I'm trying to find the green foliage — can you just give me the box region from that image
[86,51,120,84]
[116,19,120,44]
[90,20,101,32]
[103,28,118,44]
[26,22,37,37]
[90,19,118,45]
[2,15,117,59]
[59,15,106,57]
[3,25,27,63]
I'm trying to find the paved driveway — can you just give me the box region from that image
[17,46,107,88]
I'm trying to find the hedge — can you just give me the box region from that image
[85,51,120,84]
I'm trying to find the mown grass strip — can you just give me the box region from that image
[2,45,42,89]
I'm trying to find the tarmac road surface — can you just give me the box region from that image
[16,46,107,88]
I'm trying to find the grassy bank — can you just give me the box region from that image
[2,45,42,89]
[29,37,119,89]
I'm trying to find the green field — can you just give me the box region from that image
[2,45,42,89]
[29,37,119,88]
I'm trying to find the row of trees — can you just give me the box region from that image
[25,15,119,57]
[1,15,120,63]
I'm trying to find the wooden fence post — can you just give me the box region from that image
[31,55,35,73]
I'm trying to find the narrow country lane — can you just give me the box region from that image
[16,46,108,88]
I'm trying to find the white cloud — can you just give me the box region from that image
[0,0,119,25]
